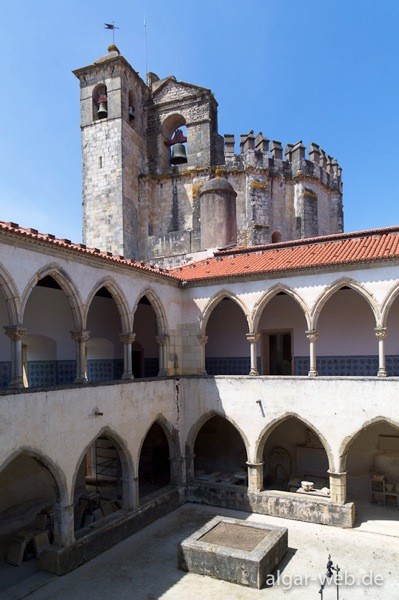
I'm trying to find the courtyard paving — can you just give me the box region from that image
[3,502,395,600]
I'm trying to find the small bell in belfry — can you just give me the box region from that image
[165,129,188,165]
[97,94,108,119]
[170,143,187,165]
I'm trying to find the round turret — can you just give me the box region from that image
[199,176,237,249]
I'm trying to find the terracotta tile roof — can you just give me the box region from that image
[172,226,399,283]
[0,221,179,281]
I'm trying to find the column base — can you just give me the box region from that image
[377,368,387,377]
[122,372,134,380]
[308,369,318,377]
[74,376,88,384]
[249,368,259,376]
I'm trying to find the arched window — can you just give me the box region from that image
[271,231,282,243]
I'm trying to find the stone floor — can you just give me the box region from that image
[2,500,397,600]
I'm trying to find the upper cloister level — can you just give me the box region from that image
[2,222,399,388]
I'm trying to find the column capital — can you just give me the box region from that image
[374,327,387,340]
[246,332,260,344]
[70,329,90,343]
[197,334,208,346]
[4,325,27,341]
[305,329,319,342]
[119,332,136,345]
[155,334,169,346]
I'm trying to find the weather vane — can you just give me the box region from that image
[104,22,119,45]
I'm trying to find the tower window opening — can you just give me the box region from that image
[128,90,135,124]
[99,156,103,169]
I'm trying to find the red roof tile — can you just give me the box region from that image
[172,227,399,283]
[0,221,179,281]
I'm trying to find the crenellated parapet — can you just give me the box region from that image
[223,132,343,193]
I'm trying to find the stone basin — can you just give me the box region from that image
[178,515,288,589]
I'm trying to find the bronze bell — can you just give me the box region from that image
[170,143,188,165]
[97,101,108,119]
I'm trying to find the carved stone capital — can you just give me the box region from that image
[197,334,208,346]
[119,332,136,345]
[305,329,319,343]
[246,332,260,344]
[374,327,387,340]
[70,329,90,344]
[4,325,27,341]
[155,334,169,346]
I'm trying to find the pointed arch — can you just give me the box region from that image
[85,277,131,332]
[133,287,168,335]
[0,446,68,505]
[186,410,250,459]
[254,412,334,470]
[70,426,133,499]
[338,416,399,472]
[136,414,180,466]
[21,264,83,329]
[311,278,379,330]
[252,284,310,332]
[200,290,250,335]
[0,263,19,324]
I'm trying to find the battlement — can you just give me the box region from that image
[224,131,342,193]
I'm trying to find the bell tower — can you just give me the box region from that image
[73,45,149,258]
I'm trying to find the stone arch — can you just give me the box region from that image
[311,278,379,330]
[133,287,168,335]
[0,263,19,324]
[137,415,180,498]
[200,290,250,335]
[162,113,186,139]
[0,446,68,505]
[252,284,310,333]
[338,416,399,472]
[85,277,131,332]
[380,281,399,327]
[186,410,250,460]
[21,264,83,329]
[254,412,334,471]
[136,414,179,465]
[71,427,133,505]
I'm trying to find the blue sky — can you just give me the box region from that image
[1,0,399,242]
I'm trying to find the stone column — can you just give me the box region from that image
[4,325,27,389]
[120,473,135,510]
[197,335,208,375]
[53,504,75,547]
[374,327,388,377]
[170,456,185,485]
[119,332,135,380]
[246,461,264,493]
[186,452,195,482]
[156,334,169,376]
[133,476,140,509]
[246,332,260,375]
[70,329,90,383]
[306,329,319,377]
[328,471,347,504]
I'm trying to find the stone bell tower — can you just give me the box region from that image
[73,45,150,259]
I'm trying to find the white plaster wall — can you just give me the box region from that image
[317,289,376,355]
[206,299,248,356]
[24,287,75,360]
[258,294,308,355]
[87,296,122,359]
